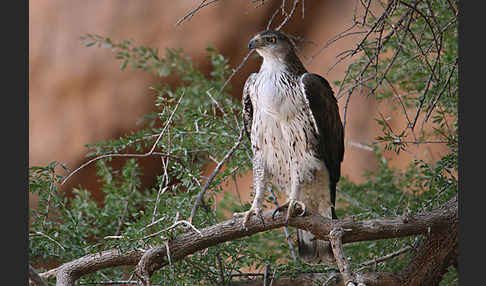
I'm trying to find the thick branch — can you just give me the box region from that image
[399,202,459,286]
[40,195,457,286]
[40,249,143,285]
[329,227,355,286]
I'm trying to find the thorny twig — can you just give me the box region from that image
[105,217,203,242]
[275,0,300,31]
[307,22,362,65]
[141,220,203,241]
[152,125,172,222]
[356,245,413,271]
[141,217,167,232]
[60,92,185,186]
[189,127,245,223]
[43,170,56,226]
[30,231,65,250]
[333,1,412,98]
[329,0,457,164]
[220,50,254,96]
[176,0,220,25]
[207,88,228,118]
[423,57,458,124]
[266,7,281,30]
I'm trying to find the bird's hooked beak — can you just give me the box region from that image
[248,36,263,50]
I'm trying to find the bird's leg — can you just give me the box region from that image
[272,166,306,222]
[233,152,266,228]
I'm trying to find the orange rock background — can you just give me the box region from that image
[29,1,447,208]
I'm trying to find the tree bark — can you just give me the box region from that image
[399,198,459,286]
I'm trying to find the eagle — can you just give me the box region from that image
[234,30,344,265]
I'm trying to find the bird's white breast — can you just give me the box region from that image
[252,69,303,121]
[250,69,325,193]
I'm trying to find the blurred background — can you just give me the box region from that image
[29,0,447,208]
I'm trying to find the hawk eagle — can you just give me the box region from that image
[235,30,344,265]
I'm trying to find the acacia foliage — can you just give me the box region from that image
[29,0,458,285]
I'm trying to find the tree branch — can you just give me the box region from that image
[189,127,245,222]
[329,227,355,286]
[39,249,143,286]
[40,195,457,286]
[399,201,459,286]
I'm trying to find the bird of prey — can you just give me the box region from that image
[234,30,344,265]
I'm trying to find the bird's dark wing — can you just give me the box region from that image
[242,73,257,142]
[300,73,344,211]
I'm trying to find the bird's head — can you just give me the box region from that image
[248,30,296,61]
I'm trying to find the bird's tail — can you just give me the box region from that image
[297,182,337,265]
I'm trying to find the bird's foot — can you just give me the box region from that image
[272,199,306,223]
[232,206,264,230]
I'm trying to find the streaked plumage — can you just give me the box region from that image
[236,30,344,265]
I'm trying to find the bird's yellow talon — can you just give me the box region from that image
[232,207,263,229]
[272,199,306,223]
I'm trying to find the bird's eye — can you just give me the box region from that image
[268,37,277,43]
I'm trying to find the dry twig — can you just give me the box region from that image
[60,92,185,186]
[189,127,245,223]
[176,0,220,25]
